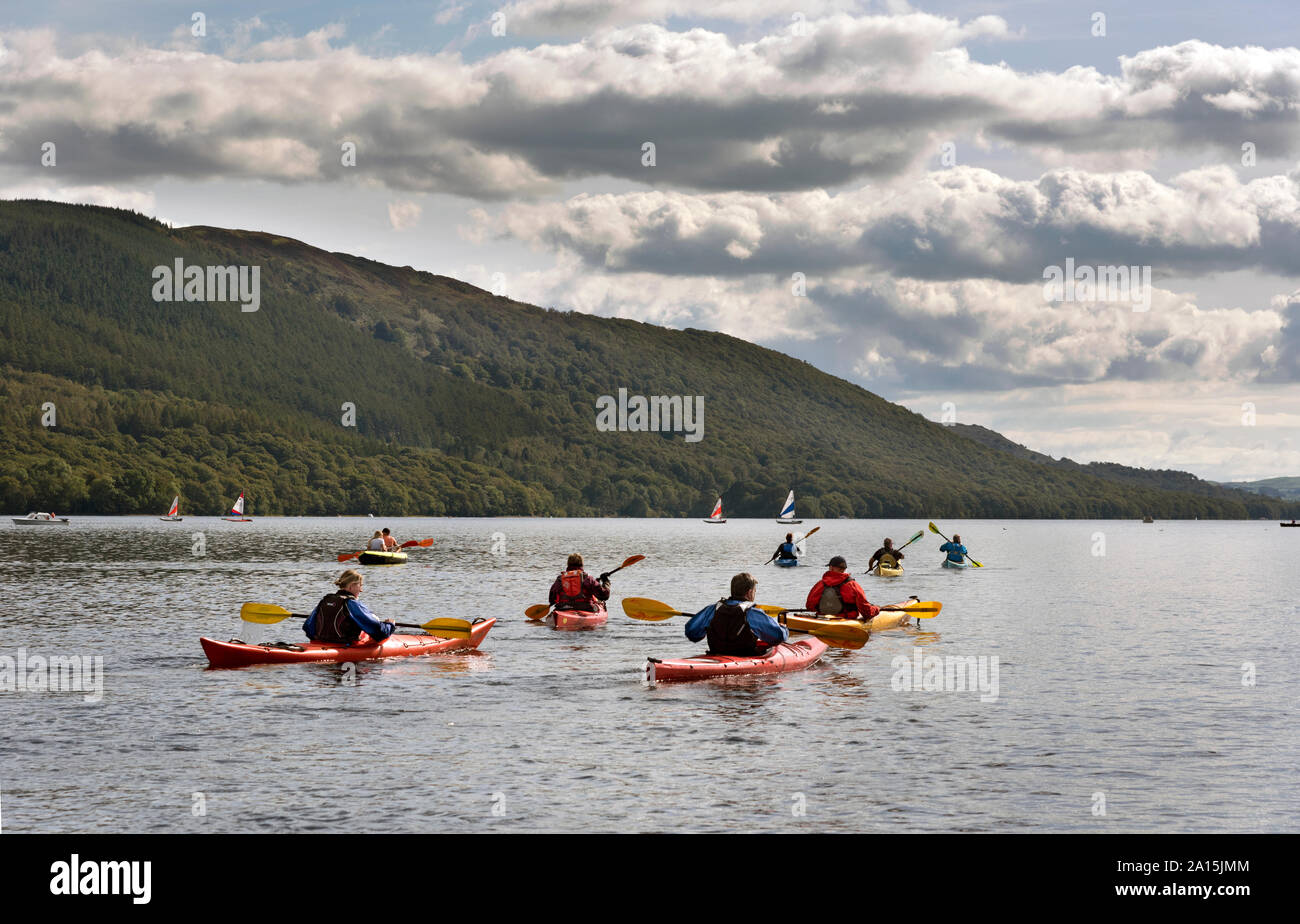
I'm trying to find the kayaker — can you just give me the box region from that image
[684,572,788,655]
[771,532,798,563]
[366,530,385,551]
[868,539,903,572]
[939,534,968,565]
[303,570,396,645]
[806,556,879,620]
[548,554,612,612]
[381,527,398,551]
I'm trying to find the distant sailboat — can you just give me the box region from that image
[223,492,252,522]
[160,495,183,522]
[703,497,727,524]
[776,489,802,524]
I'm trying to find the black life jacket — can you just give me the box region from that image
[707,600,760,656]
[312,591,362,644]
[779,542,797,559]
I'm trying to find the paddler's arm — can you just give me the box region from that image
[748,610,789,644]
[347,599,395,640]
[684,604,715,642]
[303,603,320,639]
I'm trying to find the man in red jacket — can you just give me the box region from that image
[548,553,612,612]
[806,556,879,620]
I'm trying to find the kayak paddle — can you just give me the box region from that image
[756,600,942,619]
[765,525,820,564]
[240,602,475,639]
[337,538,434,563]
[600,554,646,581]
[927,521,982,567]
[620,596,866,648]
[527,555,646,619]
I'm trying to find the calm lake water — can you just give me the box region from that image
[1,517,1295,833]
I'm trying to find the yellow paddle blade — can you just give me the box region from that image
[622,597,683,622]
[755,604,792,617]
[821,634,867,651]
[240,602,295,624]
[418,617,474,639]
[880,601,942,618]
[928,522,941,534]
[968,559,983,568]
[524,604,551,621]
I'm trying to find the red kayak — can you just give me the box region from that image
[647,637,828,682]
[548,606,608,629]
[201,618,495,668]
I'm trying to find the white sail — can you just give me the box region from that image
[230,493,245,515]
[167,496,179,517]
[709,497,723,519]
[778,490,796,519]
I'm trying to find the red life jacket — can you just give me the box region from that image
[707,600,761,656]
[556,570,598,611]
[312,591,362,644]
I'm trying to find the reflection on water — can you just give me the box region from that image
[1,516,1296,832]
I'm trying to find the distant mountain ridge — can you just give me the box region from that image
[1,198,1296,519]
[950,424,1271,504]
[1217,476,1300,501]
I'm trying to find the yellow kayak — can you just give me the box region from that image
[783,598,930,640]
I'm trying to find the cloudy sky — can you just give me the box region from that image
[3,0,1299,482]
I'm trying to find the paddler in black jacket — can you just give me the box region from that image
[684,573,788,655]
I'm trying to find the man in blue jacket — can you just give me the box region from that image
[304,570,396,644]
[685,572,788,655]
[939,534,968,565]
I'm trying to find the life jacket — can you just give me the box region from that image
[707,600,760,656]
[312,591,362,644]
[779,542,797,559]
[878,551,897,568]
[817,583,845,615]
[556,570,598,611]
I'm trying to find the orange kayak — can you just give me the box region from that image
[201,618,495,668]
[548,606,608,629]
[647,637,828,682]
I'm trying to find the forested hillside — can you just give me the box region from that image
[2,199,1294,519]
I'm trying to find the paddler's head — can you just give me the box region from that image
[785,533,793,541]
[566,553,583,570]
[826,555,847,573]
[730,572,757,602]
[336,569,364,596]
[883,538,894,548]
[953,534,961,543]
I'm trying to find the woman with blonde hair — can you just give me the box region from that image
[366,530,385,551]
[303,569,395,645]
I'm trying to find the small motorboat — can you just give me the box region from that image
[11,512,70,525]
